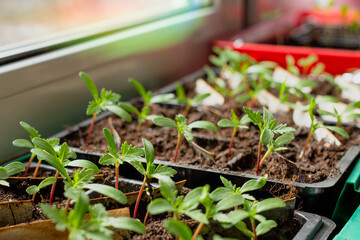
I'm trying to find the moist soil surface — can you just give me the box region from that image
[62,99,360,184]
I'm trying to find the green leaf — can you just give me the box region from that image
[32,137,57,158]
[0,180,9,187]
[240,176,267,194]
[80,72,99,100]
[309,98,316,122]
[151,93,175,104]
[235,221,254,238]
[176,83,187,104]
[193,93,210,103]
[4,162,25,176]
[106,217,146,234]
[0,167,9,180]
[129,78,147,100]
[210,188,233,202]
[142,138,155,167]
[324,126,349,139]
[272,124,295,134]
[57,142,76,163]
[317,109,336,117]
[121,142,144,161]
[347,113,360,120]
[12,139,33,148]
[152,165,177,179]
[128,161,146,175]
[217,119,235,128]
[26,185,40,195]
[213,235,238,240]
[183,187,203,209]
[105,105,132,122]
[159,177,177,202]
[256,220,277,236]
[344,101,360,112]
[274,133,294,147]
[87,100,100,115]
[243,107,261,127]
[153,117,177,128]
[214,209,249,224]
[262,107,273,123]
[215,195,244,212]
[316,95,339,103]
[261,128,274,145]
[38,177,57,189]
[69,190,89,229]
[165,219,193,240]
[83,184,127,204]
[188,121,217,133]
[256,198,285,213]
[148,198,175,215]
[183,131,193,143]
[103,128,117,154]
[118,102,140,115]
[99,153,115,166]
[67,160,99,174]
[184,209,208,224]
[20,121,40,139]
[40,203,68,231]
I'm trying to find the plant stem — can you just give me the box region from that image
[173,134,183,163]
[259,147,273,168]
[85,113,98,146]
[183,104,191,118]
[133,176,147,219]
[143,210,150,224]
[191,141,215,162]
[135,121,142,141]
[115,165,119,190]
[32,159,42,178]
[65,198,71,212]
[49,171,59,204]
[228,128,238,157]
[300,128,314,159]
[251,218,258,240]
[255,140,262,175]
[24,153,35,177]
[192,222,204,240]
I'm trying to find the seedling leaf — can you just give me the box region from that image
[105,105,132,122]
[79,72,99,100]
[12,139,33,148]
[188,121,218,132]
[83,183,127,204]
[324,126,349,139]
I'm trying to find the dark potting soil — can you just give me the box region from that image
[62,99,360,184]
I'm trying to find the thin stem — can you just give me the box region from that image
[191,141,215,162]
[192,222,204,240]
[115,165,119,190]
[143,210,150,224]
[173,134,183,163]
[65,198,71,212]
[32,193,36,201]
[228,128,238,157]
[85,113,98,146]
[183,104,191,118]
[259,148,273,168]
[300,128,314,159]
[251,218,258,240]
[255,140,262,175]
[133,176,147,219]
[49,171,59,204]
[135,121,142,141]
[32,159,42,178]
[24,153,35,177]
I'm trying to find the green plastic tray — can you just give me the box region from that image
[333,205,360,240]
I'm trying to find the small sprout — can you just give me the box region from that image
[317,100,360,127]
[286,55,300,76]
[278,81,290,104]
[12,121,59,177]
[301,98,350,158]
[0,162,25,187]
[80,72,131,145]
[176,83,210,117]
[153,114,217,162]
[130,139,177,219]
[217,109,250,157]
[26,177,56,200]
[298,54,318,75]
[99,128,144,189]
[243,107,295,175]
[40,190,146,239]
[128,78,175,137]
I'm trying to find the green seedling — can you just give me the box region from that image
[317,100,360,127]
[130,139,177,219]
[80,72,132,145]
[26,177,56,201]
[12,121,59,177]
[217,109,251,157]
[286,55,300,76]
[176,83,210,117]
[128,78,175,137]
[99,128,144,189]
[278,81,291,104]
[298,54,318,75]
[301,98,350,158]
[0,162,25,187]
[165,219,204,240]
[153,114,217,163]
[148,178,204,222]
[40,190,145,240]
[243,107,295,175]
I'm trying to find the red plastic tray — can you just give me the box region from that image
[213,41,360,75]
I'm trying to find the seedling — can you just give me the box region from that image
[165,219,204,240]
[40,190,146,240]
[317,100,360,127]
[243,107,295,175]
[12,121,59,177]
[300,98,350,158]
[128,78,175,137]
[176,83,210,117]
[0,162,25,187]
[153,114,217,162]
[130,139,177,219]
[26,177,56,201]
[99,128,144,189]
[80,72,132,145]
[298,54,318,75]
[217,110,251,157]
[286,55,300,76]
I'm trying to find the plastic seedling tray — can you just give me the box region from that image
[333,204,360,240]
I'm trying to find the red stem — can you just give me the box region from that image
[85,113,98,146]
[49,171,59,204]
[115,165,119,190]
[65,198,71,212]
[173,134,182,163]
[228,128,237,157]
[251,219,258,240]
[255,140,262,175]
[133,176,147,219]
[183,104,191,118]
[24,153,35,177]
[32,159,42,178]
[192,222,205,240]
[301,129,313,159]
